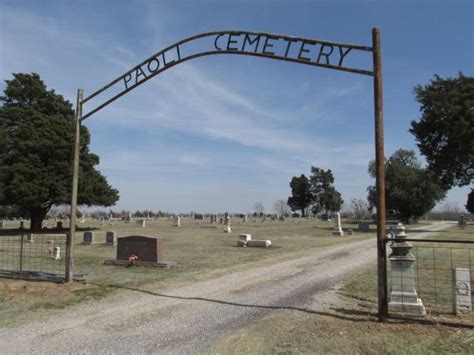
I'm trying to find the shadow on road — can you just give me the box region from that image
[104,283,375,323]
[100,283,473,329]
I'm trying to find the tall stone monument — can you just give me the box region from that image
[332,212,344,236]
[388,223,426,315]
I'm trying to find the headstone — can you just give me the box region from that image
[174,215,181,227]
[79,215,85,223]
[239,234,252,242]
[358,222,370,232]
[26,233,34,243]
[194,214,204,220]
[56,221,63,230]
[332,212,344,236]
[210,215,215,224]
[52,247,60,260]
[224,218,232,233]
[458,214,467,229]
[348,229,354,236]
[242,214,248,223]
[106,231,117,245]
[388,223,426,315]
[452,268,472,315]
[19,221,25,230]
[116,235,164,263]
[83,231,94,245]
[219,217,224,224]
[247,240,272,248]
[0,220,3,229]
[136,219,146,228]
[47,241,55,256]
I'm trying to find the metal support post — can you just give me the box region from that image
[66,89,83,283]
[372,28,388,321]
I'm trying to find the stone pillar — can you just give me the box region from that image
[388,223,426,315]
[174,215,181,227]
[452,268,472,315]
[224,217,231,233]
[332,212,344,236]
[243,214,248,223]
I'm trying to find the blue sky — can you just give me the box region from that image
[0,0,472,213]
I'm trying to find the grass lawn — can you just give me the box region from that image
[0,216,374,327]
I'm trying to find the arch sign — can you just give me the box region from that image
[68,28,387,320]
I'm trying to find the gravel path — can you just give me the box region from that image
[0,222,453,354]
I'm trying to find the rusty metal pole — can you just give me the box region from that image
[66,89,83,283]
[372,28,388,321]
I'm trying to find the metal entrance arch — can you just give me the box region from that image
[68,28,387,320]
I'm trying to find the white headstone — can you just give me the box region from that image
[247,240,272,248]
[452,268,472,315]
[332,212,344,236]
[239,234,252,242]
[242,214,248,223]
[52,247,60,260]
[174,215,181,227]
[224,219,231,233]
[136,219,146,228]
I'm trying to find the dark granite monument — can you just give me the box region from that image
[117,235,164,262]
[104,235,175,268]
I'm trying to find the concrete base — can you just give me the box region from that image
[104,259,176,268]
[247,240,271,248]
[389,298,426,316]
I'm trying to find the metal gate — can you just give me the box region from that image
[0,231,67,283]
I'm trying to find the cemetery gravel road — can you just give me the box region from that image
[0,222,453,354]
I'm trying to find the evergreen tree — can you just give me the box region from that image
[367,149,446,223]
[0,73,119,231]
[287,174,313,217]
[310,167,343,215]
[410,73,474,188]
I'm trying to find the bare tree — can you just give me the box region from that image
[253,201,265,216]
[273,199,290,217]
[350,198,371,220]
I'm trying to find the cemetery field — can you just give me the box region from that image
[0,217,375,327]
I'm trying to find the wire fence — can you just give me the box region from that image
[388,241,473,317]
[0,232,67,283]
